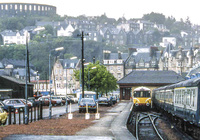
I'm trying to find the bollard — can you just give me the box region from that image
[34,105,36,121]
[37,103,40,120]
[22,108,25,124]
[19,108,21,124]
[40,102,43,119]
[8,106,11,125]
[30,107,32,122]
[13,108,16,124]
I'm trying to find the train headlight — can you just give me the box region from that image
[146,103,150,106]
[135,103,139,106]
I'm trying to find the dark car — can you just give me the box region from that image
[38,97,57,106]
[79,98,97,113]
[28,97,40,106]
[98,97,113,106]
[111,96,117,104]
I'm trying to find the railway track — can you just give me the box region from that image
[135,112,164,140]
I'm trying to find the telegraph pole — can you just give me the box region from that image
[78,31,88,98]
[81,31,85,98]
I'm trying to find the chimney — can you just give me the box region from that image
[103,50,111,59]
[150,46,158,57]
[128,48,137,56]
[118,51,122,59]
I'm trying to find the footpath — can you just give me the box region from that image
[3,100,136,140]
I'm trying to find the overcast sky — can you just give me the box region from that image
[1,0,200,24]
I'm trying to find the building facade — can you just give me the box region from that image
[51,58,80,96]
[0,2,56,17]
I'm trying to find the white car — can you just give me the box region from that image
[51,96,63,106]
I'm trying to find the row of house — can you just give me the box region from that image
[1,44,200,96]
[1,17,200,48]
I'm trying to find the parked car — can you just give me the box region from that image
[79,98,97,113]
[59,96,74,104]
[68,95,78,103]
[3,99,32,112]
[0,107,7,125]
[38,97,57,106]
[51,96,62,106]
[111,96,117,104]
[97,97,113,106]
[28,97,40,106]
[0,101,8,112]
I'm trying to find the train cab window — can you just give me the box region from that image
[143,91,150,97]
[134,91,140,97]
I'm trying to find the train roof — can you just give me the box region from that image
[154,77,200,91]
[134,86,150,91]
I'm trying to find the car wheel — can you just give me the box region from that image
[2,118,7,125]
[79,109,82,113]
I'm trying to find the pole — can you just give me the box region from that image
[66,67,68,113]
[81,31,84,98]
[49,53,52,119]
[88,69,90,90]
[25,32,28,125]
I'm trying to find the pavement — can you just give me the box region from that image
[3,100,136,140]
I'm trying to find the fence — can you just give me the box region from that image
[7,102,43,125]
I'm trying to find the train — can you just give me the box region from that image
[152,77,200,139]
[133,86,151,110]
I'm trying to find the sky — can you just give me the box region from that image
[1,0,200,25]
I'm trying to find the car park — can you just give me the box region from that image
[79,98,97,113]
[98,97,113,106]
[0,107,7,125]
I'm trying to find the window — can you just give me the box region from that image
[117,73,121,79]
[117,66,121,71]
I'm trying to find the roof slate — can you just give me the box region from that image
[117,70,184,84]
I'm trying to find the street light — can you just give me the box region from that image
[49,47,64,119]
[66,56,77,114]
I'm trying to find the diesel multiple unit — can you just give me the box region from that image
[153,78,200,138]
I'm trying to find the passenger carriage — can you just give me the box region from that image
[152,77,200,138]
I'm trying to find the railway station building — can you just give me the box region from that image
[117,70,185,100]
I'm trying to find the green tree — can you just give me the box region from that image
[74,61,117,98]
[143,12,166,24]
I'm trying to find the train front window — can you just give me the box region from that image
[134,91,150,97]
[143,91,150,97]
[134,91,140,97]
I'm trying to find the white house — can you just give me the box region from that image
[160,37,176,48]
[57,24,75,37]
[0,30,30,45]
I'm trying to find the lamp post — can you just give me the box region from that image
[24,31,29,125]
[49,47,64,119]
[78,31,88,98]
[66,56,77,114]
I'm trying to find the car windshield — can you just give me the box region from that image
[81,99,94,103]
[52,97,60,99]
[99,97,107,100]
